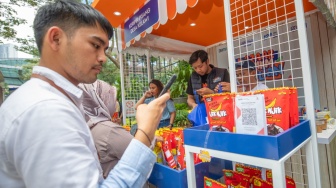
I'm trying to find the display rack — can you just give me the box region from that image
[194,0,321,186]
[184,120,316,187]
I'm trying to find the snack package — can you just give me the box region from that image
[289,88,299,127]
[251,176,273,188]
[259,88,291,135]
[204,93,235,132]
[204,176,227,188]
[265,170,296,188]
[161,131,177,169]
[176,134,185,170]
[235,163,262,179]
[223,170,250,188]
[265,169,272,183]
[286,176,296,188]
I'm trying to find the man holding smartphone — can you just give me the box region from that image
[186,50,231,109]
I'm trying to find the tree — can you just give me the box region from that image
[0,0,54,44]
[7,0,121,85]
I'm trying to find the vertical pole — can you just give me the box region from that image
[223,0,237,92]
[185,146,196,188]
[146,50,152,81]
[294,0,321,187]
[119,52,127,125]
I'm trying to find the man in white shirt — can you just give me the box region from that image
[235,60,269,92]
[0,0,169,187]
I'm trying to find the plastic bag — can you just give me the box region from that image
[188,91,208,126]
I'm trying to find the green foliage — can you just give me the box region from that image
[174,109,190,127]
[20,59,39,81]
[0,0,54,44]
[4,83,9,96]
[173,102,191,127]
[97,60,120,84]
[125,75,147,99]
[170,60,192,98]
[125,117,137,126]
[174,103,189,110]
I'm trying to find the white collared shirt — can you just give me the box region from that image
[0,66,155,188]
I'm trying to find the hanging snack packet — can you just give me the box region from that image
[223,170,250,188]
[265,170,296,188]
[235,163,262,179]
[204,93,235,132]
[286,176,296,188]
[251,176,273,188]
[260,88,290,135]
[204,176,227,188]
[265,169,272,182]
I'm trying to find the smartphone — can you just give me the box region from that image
[159,74,177,97]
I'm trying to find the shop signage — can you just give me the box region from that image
[125,100,136,117]
[124,0,159,43]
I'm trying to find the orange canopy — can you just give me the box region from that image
[92,0,317,48]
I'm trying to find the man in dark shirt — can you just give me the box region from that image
[186,50,230,109]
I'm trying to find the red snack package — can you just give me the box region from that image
[204,93,235,132]
[204,176,227,188]
[251,176,273,188]
[265,170,296,188]
[223,170,250,188]
[235,163,262,179]
[193,153,202,164]
[286,176,296,188]
[176,135,185,170]
[261,88,291,135]
[266,169,272,182]
[290,87,299,127]
[161,131,176,169]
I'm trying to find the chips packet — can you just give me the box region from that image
[258,88,291,135]
[235,163,262,179]
[223,170,250,188]
[204,176,227,188]
[204,93,235,132]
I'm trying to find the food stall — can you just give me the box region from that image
[92,0,336,187]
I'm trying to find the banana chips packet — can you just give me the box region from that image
[204,93,235,132]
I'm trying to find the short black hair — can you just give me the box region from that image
[189,50,208,65]
[33,0,113,54]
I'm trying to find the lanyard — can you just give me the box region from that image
[31,74,76,105]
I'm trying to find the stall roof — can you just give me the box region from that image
[92,0,317,47]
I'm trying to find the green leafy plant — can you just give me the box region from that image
[170,60,193,98]
[173,102,191,127]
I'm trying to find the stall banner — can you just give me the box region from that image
[125,100,136,117]
[124,0,159,44]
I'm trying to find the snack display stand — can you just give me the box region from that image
[184,120,315,187]
[182,0,321,187]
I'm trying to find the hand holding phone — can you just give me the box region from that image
[159,74,177,97]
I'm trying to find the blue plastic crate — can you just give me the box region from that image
[148,158,231,188]
[183,120,311,160]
